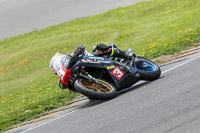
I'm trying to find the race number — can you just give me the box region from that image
[58,63,71,84]
[111,66,125,80]
[58,67,66,81]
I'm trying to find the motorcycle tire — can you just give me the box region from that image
[74,78,117,100]
[136,56,161,81]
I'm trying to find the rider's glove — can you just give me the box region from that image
[74,45,85,57]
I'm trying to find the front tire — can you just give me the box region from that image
[74,78,117,100]
[136,56,161,81]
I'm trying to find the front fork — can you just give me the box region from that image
[71,66,99,86]
[79,73,99,85]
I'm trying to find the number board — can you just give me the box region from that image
[111,66,125,80]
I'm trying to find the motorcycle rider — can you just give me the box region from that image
[92,43,135,60]
[74,43,142,64]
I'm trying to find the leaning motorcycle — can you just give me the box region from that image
[50,48,161,100]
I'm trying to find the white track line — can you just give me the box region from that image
[21,55,200,133]
[21,110,79,133]
[21,100,100,133]
[162,55,200,74]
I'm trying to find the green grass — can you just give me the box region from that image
[0,0,200,132]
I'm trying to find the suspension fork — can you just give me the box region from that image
[79,73,99,85]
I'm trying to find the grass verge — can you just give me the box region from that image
[0,0,200,132]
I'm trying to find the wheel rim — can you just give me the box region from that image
[79,78,113,93]
[137,60,157,72]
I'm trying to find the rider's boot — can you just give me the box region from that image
[113,48,143,65]
[135,57,144,66]
[112,48,135,60]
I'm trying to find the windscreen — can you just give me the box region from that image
[50,53,64,74]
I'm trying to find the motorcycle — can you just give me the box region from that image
[50,48,161,100]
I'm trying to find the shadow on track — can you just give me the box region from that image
[77,80,156,110]
[117,81,149,96]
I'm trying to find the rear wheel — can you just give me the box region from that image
[136,56,161,81]
[74,78,117,100]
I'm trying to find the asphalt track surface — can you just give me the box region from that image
[0,0,145,40]
[6,54,200,133]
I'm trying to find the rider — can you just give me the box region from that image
[92,43,135,60]
[74,43,136,61]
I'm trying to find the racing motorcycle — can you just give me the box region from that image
[50,47,161,100]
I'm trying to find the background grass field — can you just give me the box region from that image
[0,0,200,132]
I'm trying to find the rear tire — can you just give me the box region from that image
[136,56,161,81]
[74,78,117,100]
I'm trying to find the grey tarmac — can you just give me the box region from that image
[0,0,145,40]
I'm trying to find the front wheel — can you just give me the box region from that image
[136,56,161,81]
[74,78,117,100]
